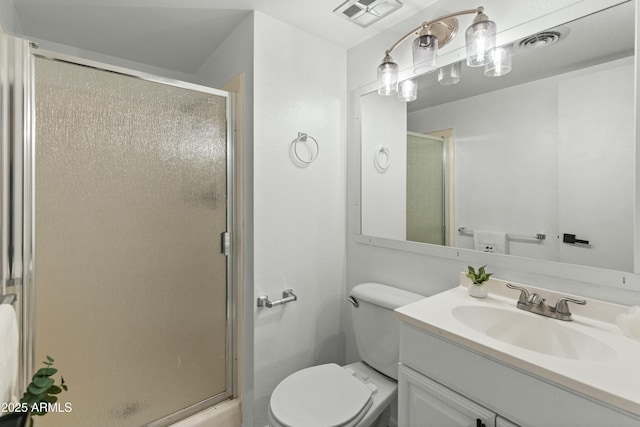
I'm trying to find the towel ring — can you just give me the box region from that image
[374,147,391,173]
[292,132,319,164]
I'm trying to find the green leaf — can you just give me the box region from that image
[46,356,54,363]
[34,367,57,377]
[48,385,62,395]
[42,395,58,404]
[20,394,37,406]
[28,383,50,395]
[466,265,492,284]
[33,376,54,389]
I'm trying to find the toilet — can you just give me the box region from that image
[268,283,424,427]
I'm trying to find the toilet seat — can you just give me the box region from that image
[269,363,373,427]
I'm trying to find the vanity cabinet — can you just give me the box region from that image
[399,364,505,427]
[398,323,640,427]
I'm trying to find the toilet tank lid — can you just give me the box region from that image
[351,283,424,310]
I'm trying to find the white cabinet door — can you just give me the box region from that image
[399,365,496,427]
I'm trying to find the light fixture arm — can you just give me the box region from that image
[384,7,484,56]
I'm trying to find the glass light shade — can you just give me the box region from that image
[377,60,399,95]
[465,19,496,67]
[397,79,417,102]
[412,34,438,74]
[485,44,513,77]
[438,62,461,85]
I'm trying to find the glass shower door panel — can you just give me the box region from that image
[34,58,229,426]
[406,134,444,245]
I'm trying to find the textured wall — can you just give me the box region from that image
[252,12,347,427]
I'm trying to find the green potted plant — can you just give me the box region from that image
[466,265,493,298]
[5,356,68,427]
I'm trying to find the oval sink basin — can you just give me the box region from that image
[452,305,617,361]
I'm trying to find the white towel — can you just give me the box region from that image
[473,229,507,254]
[0,304,19,406]
[617,306,640,340]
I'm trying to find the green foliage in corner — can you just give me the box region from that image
[19,356,67,424]
[466,265,493,285]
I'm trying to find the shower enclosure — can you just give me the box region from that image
[406,131,452,246]
[1,34,236,426]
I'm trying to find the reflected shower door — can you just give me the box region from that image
[33,57,231,426]
[406,132,445,245]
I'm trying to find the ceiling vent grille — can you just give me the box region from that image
[519,29,568,50]
[334,0,403,27]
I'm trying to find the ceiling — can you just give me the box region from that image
[8,0,436,74]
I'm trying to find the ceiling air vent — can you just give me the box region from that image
[334,0,403,28]
[519,29,568,50]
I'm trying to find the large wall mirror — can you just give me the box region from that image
[359,1,636,273]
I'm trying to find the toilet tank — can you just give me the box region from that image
[350,283,424,380]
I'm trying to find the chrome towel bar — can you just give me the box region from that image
[257,289,297,308]
[458,226,546,241]
[0,293,16,305]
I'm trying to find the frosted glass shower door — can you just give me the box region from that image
[33,57,231,426]
[406,132,445,245]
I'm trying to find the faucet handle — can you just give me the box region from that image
[554,297,586,315]
[506,283,530,304]
[527,293,545,305]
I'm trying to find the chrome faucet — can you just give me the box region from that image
[506,283,586,321]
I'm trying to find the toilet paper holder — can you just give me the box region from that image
[257,289,297,308]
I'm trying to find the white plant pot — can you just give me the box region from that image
[468,283,489,298]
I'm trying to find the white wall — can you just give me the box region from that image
[346,0,640,365]
[407,58,634,271]
[252,11,347,427]
[557,60,635,270]
[0,0,21,34]
[361,92,407,240]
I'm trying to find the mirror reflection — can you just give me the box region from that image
[361,1,635,272]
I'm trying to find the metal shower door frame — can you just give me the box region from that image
[2,35,237,426]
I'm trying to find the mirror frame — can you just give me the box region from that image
[352,0,640,292]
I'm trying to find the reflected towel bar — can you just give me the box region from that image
[0,293,16,305]
[458,227,546,241]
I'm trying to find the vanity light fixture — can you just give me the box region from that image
[438,61,461,85]
[377,6,498,95]
[397,79,417,102]
[484,44,513,77]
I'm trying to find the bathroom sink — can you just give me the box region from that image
[452,305,617,361]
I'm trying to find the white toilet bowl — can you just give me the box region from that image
[268,362,396,427]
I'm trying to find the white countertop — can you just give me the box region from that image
[394,277,640,417]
